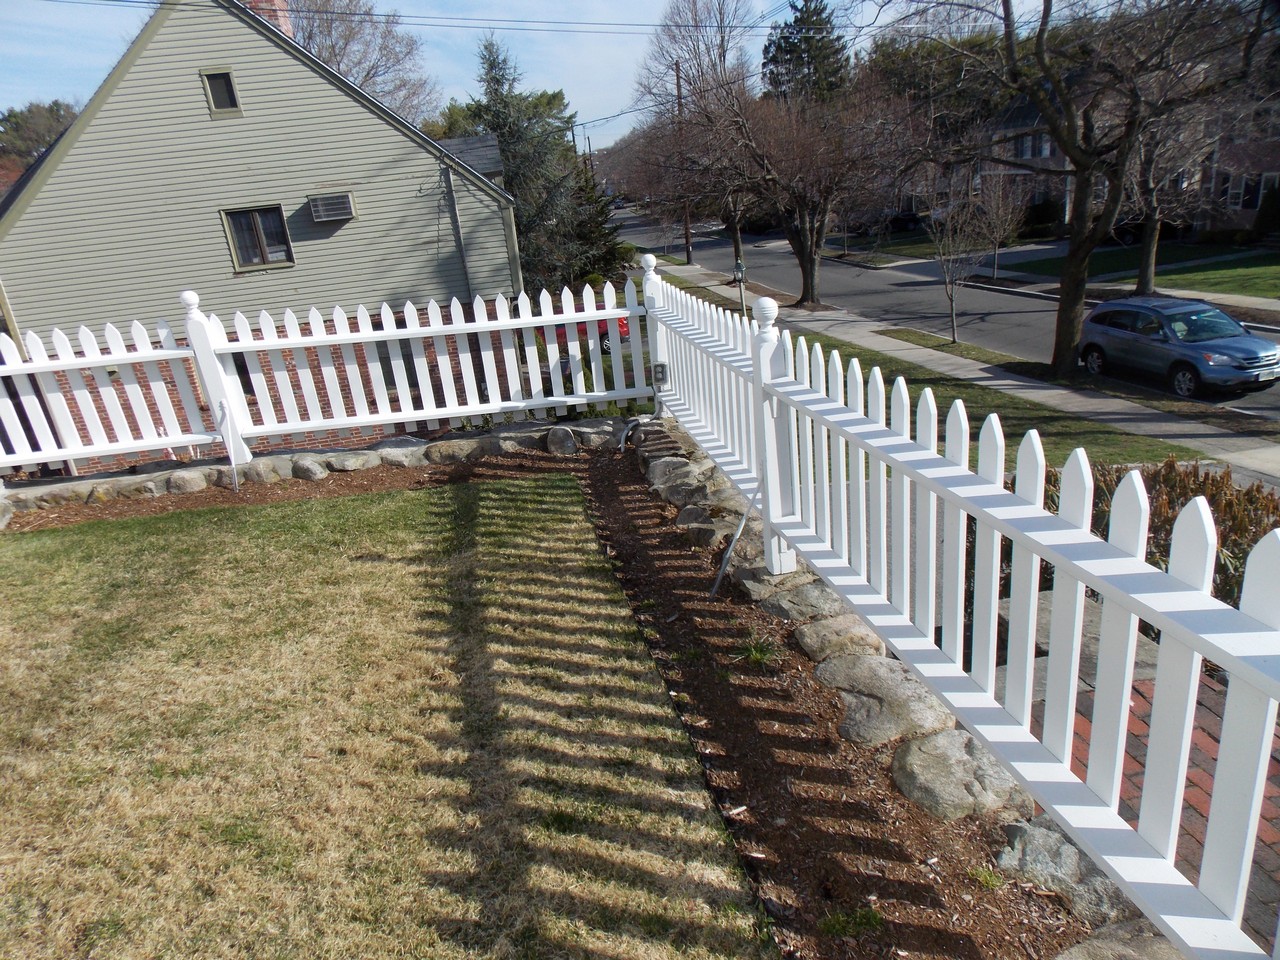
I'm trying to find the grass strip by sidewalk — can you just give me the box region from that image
[877,326,1280,449]
[782,324,1198,468]
[0,478,771,960]
[1009,243,1227,278]
[1121,252,1280,299]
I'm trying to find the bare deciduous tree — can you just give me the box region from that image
[290,0,440,124]
[923,170,987,342]
[973,174,1030,279]
[894,0,1275,375]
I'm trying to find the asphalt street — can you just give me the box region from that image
[617,210,1280,421]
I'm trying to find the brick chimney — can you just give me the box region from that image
[242,0,294,38]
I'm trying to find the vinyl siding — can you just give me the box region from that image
[0,0,518,341]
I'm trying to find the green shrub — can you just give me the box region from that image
[1060,457,1280,608]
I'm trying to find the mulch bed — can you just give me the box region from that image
[3,447,1092,959]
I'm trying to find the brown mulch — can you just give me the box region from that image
[3,449,1092,959]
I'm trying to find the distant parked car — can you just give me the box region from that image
[1078,297,1280,398]
[547,315,630,354]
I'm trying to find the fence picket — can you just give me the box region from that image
[471,296,503,419]
[449,297,483,413]
[259,311,302,426]
[280,310,322,424]
[847,358,866,576]
[1138,496,1215,859]
[51,328,108,447]
[626,278,647,399]
[940,399,970,663]
[355,305,392,419]
[78,326,136,444]
[232,312,275,426]
[1087,470,1150,809]
[516,293,548,420]
[971,414,1005,694]
[1042,448,1093,763]
[914,389,939,640]
[156,321,208,438]
[867,367,888,595]
[828,351,849,562]
[539,290,568,417]
[1005,430,1046,726]
[131,322,188,445]
[24,332,85,457]
[493,295,526,422]
[333,307,371,421]
[403,302,441,430]
[377,304,415,427]
[309,307,348,420]
[0,334,59,459]
[1199,531,1280,925]
[890,377,912,614]
[426,299,460,423]
[101,323,156,442]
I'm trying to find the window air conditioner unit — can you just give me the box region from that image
[308,192,356,222]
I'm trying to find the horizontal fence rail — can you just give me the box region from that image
[636,253,1280,959]
[0,280,653,475]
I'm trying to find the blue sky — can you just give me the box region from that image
[0,0,783,147]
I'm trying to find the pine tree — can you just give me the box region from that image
[449,40,633,291]
[761,0,852,103]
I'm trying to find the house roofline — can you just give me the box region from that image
[217,0,513,207]
[0,0,514,251]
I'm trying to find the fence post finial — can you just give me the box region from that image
[755,297,779,335]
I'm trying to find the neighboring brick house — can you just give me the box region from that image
[0,0,523,349]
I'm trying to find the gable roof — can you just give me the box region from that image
[0,0,512,244]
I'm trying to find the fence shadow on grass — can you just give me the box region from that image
[404,475,771,959]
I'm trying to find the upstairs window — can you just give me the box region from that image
[223,206,293,270]
[201,69,242,118]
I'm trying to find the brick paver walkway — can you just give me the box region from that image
[1037,675,1280,950]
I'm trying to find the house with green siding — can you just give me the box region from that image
[0,0,523,348]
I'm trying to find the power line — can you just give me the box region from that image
[32,0,831,36]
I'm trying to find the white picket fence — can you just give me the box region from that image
[639,255,1280,959]
[0,280,651,474]
[7,253,1280,957]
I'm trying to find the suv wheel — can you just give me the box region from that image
[1082,346,1105,376]
[1170,365,1201,399]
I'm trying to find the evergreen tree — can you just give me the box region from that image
[761,0,852,102]
[440,39,627,291]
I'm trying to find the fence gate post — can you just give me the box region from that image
[751,298,797,575]
[640,254,667,418]
[180,291,253,466]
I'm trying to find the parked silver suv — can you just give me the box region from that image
[1078,297,1280,398]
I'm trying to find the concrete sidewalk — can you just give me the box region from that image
[655,260,1280,489]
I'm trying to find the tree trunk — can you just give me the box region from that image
[784,207,825,305]
[950,295,958,344]
[1050,169,1110,377]
[1054,242,1092,376]
[729,218,743,264]
[991,241,999,280]
[1134,216,1159,295]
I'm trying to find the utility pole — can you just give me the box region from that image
[675,60,693,266]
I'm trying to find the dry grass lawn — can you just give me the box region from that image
[0,475,771,959]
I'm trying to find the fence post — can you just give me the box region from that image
[751,297,797,575]
[180,291,253,466]
[640,254,667,418]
